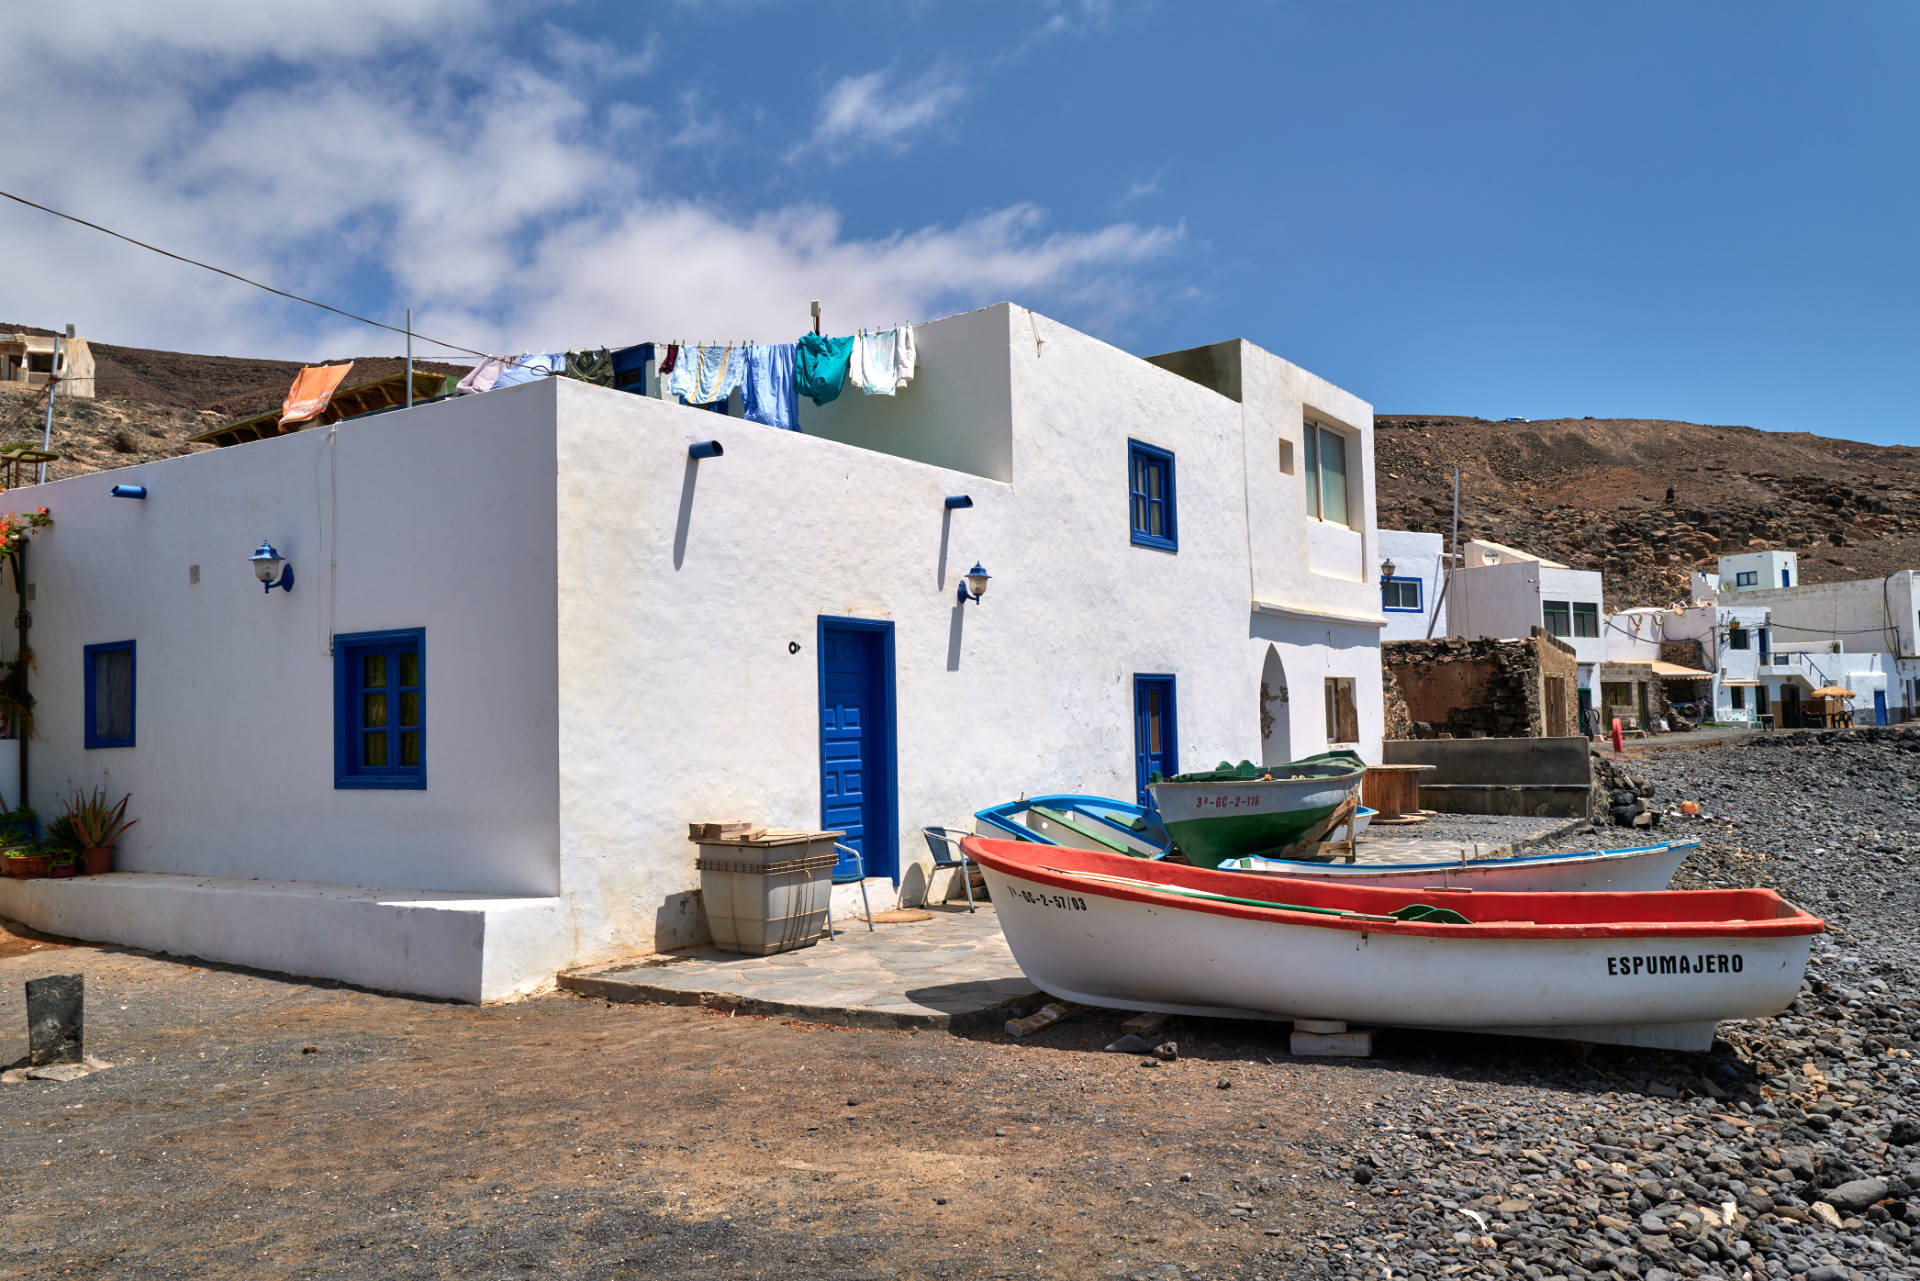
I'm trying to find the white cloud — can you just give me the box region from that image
[0,9,1179,366]
[543,28,660,80]
[795,66,967,160]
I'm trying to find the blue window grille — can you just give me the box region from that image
[334,629,425,789]
[1381,577,1422,612]
[83,640,136,749]
[1128,439,1177,551]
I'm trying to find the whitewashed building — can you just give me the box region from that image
[1717,549,1799,593]
[0,303,1387,1001]
[1376,529,1448,642]
[1447,541,1607,710]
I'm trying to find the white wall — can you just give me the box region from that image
[1604,610,1665,663]
[1539,567,1605,666]
[1736,572,1918,658]
[1448,560,1540,642]
[1718,550,1798,593]
[9,387,562,895]
[1376,529,1447,642]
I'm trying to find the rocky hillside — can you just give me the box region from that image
[1377,415,1920,607]
[0,322,463,483]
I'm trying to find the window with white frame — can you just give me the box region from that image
[1302,417,1351,527]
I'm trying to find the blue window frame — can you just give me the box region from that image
[1128,439,1177,552]
[1381,577,1422,612]
[334,629,425,789]
[83,640,136,749]
[1735,570,1757,587]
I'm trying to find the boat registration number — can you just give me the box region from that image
[1194,794,1262,810]
[1609,953,1745,976]
[1011,889,1088,911]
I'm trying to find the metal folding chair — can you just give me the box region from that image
[920,826,977,912]
[825,842,873,939]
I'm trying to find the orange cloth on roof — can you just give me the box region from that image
[280,362,354,427]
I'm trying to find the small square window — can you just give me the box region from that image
[84,641,135,749]
[335,629,425,789]
[1572,602,1599,638]
[1128,439,1177,552]
[1543,600,1572,637]
[1381,577,1422,612]
[1735,571,1757,587]
[1728,626,1749,651]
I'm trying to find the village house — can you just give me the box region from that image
[1375,528,1448,642]
[0,303,1387,1002]
[0,325,94,399]
[1445,539,1607,718]
[1694,556,1918,725]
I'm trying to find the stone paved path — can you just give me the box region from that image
[560,903,1039,1030]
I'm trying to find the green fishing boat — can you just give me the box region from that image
[1146,751,1367,869]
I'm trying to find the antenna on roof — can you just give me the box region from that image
[810,300,822,336]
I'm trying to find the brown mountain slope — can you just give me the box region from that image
[0,322,465,482]
[1377,415,1920,608]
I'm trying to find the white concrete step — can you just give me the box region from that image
[0,872,566,1003]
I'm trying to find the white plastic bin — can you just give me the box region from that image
[695,829,842,955]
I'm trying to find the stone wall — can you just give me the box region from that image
[1383,629,1579,739]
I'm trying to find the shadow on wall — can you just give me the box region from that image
[655,888,707,950]
[673,458,700,569]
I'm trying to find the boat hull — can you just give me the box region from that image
[1218,840,1693,893]
[968,841,1817,1052]
[1150,773,1360,867]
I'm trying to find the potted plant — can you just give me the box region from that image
[47,849,77,878]
[4,846,50,879]
[59,788,135,875]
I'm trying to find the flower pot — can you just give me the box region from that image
[48,862,76,879]
[5,853,49,879]
[81,846,113,875]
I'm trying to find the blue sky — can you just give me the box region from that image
[3,1,1915,444]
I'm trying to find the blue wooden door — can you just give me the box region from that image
[1134,675,1177,806]
[819,619,897,882]
[1874,690,1888,725]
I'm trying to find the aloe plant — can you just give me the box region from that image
[60,787,136,849]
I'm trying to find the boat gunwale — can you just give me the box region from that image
[961,837,1826,941]
[1221,838,1702,876]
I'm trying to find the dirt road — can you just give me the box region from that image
[1,923,1364,1280]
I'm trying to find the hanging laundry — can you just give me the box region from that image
[895,324,916,389]
[848,327,900,396]
[493,353,564,389]
[566,347,616,387]
[657,343,679,376]
[742,343,800,432]
[666,344,744,405]
[454,355,511,396]
[795,332,853,406]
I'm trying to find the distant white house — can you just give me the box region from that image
[1376,529,1448,642]
[1717,549,1798,593]
[0,302,1388,1002]
[1448,541,1606,710]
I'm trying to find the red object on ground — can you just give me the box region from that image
[1612,718,1625,753]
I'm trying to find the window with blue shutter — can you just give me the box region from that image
[334,629,425,789]
[1128,439,1177,552]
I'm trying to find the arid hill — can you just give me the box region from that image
[1376,415,1920,608]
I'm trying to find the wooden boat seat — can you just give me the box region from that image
[1028,805,1137,855]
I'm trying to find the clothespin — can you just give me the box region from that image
[811,300,822,335]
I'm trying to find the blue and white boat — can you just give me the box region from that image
[974,794,1172,859]
[1214,838,1698,893]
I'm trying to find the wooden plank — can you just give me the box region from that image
[1291,1029,1373,1057]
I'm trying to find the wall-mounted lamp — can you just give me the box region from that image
[1380,558,1397,582]
[249,540,294,594]
[688,440,724,460]
[109,484,147,500]
[956,562,992,605]
[944,495,973,509]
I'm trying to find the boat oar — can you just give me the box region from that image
[1040,867,1472,925]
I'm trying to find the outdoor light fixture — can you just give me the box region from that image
[1380,558,1397,582]
[956,562,991,605]
[249,540,294,594]
[944,495,973,509]
[688,440,724,460]
[108,484,147,499]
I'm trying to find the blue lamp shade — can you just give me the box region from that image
[957,562,992,604]
[249,540,294,593]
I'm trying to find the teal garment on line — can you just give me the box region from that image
[795,332,854,406]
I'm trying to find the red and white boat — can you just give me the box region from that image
[961,836,1823,1051]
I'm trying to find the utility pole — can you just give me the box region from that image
[405,307,414,408]
[37,332,63,484]
[1427,465,1460,639]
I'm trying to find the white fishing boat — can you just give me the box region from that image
[963,836,1822,1051]
[1215,838,1695,893]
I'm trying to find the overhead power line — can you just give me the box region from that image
[0,187,494,363]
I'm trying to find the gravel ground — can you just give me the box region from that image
[1300,729,1920,1281]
